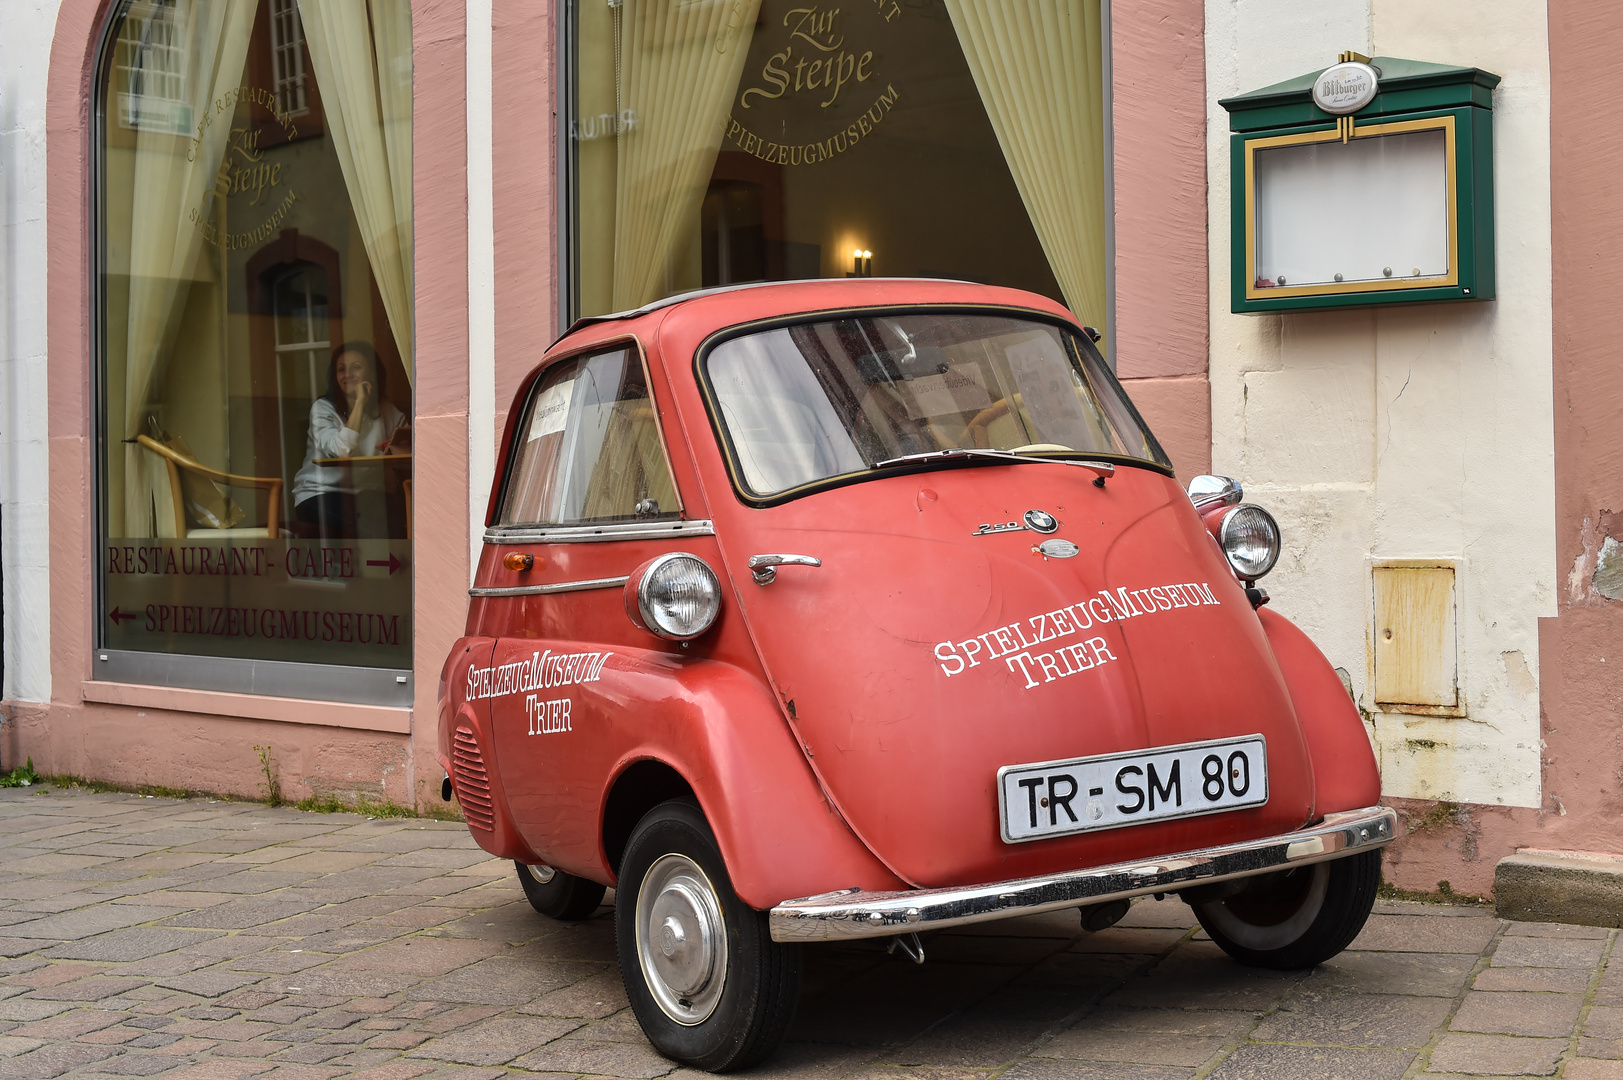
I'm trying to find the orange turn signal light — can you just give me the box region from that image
[503,552,535,572]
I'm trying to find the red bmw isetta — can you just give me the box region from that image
[438,279,1396,1071]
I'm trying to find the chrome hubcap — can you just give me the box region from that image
[526,863,556,884]
[636,854,727,1025]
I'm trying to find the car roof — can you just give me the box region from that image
[552,278,1081,348]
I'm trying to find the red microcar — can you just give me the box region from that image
[438,279,1397,1071]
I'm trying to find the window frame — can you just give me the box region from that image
[692,304,1172,510]
[555,0,579,336]
[88,0,413,707]
[268,0,310,118]
[487,335,687,541]
[553,0,1120,365]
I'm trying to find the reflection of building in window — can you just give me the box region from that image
[699,158,819,289]
[114,0,191,135]
[272,264,330,517]
[269,0,309,117]
[702,182,766,286]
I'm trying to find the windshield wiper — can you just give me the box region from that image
[871,447,1115,479]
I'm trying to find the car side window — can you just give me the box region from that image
[498,346,680,527]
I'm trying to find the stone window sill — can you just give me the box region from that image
[80,681,411,734]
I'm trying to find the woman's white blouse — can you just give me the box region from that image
[292,398,407,504]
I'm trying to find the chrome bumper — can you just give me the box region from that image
[769,806,1400,943]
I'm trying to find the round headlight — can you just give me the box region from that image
[1219,504,1281,581]
[633,553,721,640]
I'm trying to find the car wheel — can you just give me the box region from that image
[1191,849,1380,970]
[615,799,802,1072]
[515,861,607,921]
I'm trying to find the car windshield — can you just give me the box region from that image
[703,312,1170,499]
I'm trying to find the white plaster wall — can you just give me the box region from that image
[1,0,63,704]
[1206,0,1555,807]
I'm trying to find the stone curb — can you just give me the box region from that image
[1496,850,1623,927]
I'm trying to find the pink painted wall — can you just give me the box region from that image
[492,0,557,442]
[9,0,470,807]
[1380,0,1623,897]
[1110,0,1210,484]
[405,0,472,809]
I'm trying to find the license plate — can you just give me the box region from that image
[997,735,1269,843]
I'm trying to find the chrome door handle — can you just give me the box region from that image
[747,554,822,586]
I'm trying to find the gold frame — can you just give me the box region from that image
[1243,115,1458,301]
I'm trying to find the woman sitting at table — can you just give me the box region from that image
[292,342,411,538]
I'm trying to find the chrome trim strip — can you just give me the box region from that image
[768,806,1400,943]
[469,576,629,598]
[484,520,715,545]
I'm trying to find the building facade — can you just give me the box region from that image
[1205,0,1623,897]
[0,0,1617,897]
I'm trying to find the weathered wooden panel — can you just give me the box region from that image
[1373,565,1457,708]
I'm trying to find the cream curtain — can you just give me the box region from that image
[942,0,1107,329]
[121,0,258,538]
[612,0,761,310]
[297,0,414,381]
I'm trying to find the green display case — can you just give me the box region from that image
[1220,56,1500,314]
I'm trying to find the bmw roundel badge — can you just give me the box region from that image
[1023,509,1058,534]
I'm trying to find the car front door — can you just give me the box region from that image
[476,340,695,877]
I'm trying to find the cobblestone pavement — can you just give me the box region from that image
[0,788,1618,1080]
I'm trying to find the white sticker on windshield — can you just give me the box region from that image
[903,368,992,420]
[530,379,574,440]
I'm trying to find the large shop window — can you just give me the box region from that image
[564,0,1107,333]
[96,0,414,704]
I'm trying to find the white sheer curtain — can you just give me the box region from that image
[121,0,258,537]
[296,0,414,381]
[612,0,761,310]
[942,0,1107,329]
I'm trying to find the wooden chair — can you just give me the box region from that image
[136,434,282,538]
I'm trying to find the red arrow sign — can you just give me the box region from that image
[366,553,405,575]
[108,606,137,626]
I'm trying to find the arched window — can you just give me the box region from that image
[95,0,415,703]
[272,263,331,395]
[258,254,338,526]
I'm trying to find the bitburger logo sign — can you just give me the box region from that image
[721,1,903,167]
[1312,61,1379,115]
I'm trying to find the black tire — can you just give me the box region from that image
[1191,849,1380,969]
[516,861,607,921]
[615,799,802,1072]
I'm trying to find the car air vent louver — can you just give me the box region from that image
[451,725,496,833]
